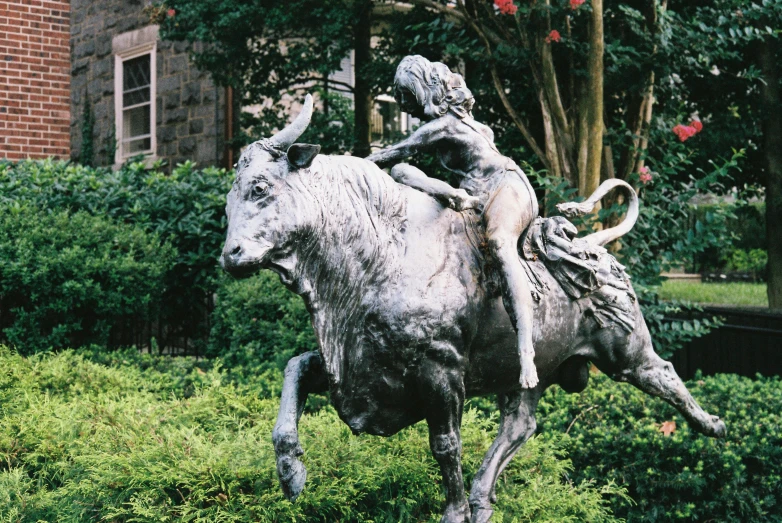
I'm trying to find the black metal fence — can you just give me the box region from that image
[670,306,782,380]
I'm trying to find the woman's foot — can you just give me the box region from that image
[519,352,538,389]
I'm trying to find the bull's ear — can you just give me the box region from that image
[287,143,321,168]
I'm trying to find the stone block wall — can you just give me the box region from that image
[0,0,71,160]
[70,0,226,168]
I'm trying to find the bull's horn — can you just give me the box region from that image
[270,94,313,150]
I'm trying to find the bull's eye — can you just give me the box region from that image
[252,182,270,199]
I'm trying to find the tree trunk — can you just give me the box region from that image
[759,38,782,309]
[582,0,603,199]
[353,0,373,157]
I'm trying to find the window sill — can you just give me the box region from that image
[113,154,159,171]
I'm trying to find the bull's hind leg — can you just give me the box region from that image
[273,351,328,501]
[468,388,541,523]
[604,322,726,438]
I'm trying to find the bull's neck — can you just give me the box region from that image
[286,156,407,382]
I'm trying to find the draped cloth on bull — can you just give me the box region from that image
[521,216,637,333]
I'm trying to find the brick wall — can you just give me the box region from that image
[0,0,71,160]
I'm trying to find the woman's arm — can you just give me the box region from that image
[365,118,447,167]
[388,164,482,212]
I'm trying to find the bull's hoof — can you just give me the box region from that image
[469,503,493,523]
[277,455,307,501]
[441,502,471,523]
[709,416,727,438]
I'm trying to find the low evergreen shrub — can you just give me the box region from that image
[0,206,175,353]
[0,348,626,522]
[538,371,782,522]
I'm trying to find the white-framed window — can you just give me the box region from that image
[114,38,156,163]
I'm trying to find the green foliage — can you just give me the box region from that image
[0,159,233,350]
[208,272,318,381]
[0,206,174,353]
[726,248,769,276]
[538,371,782,522]
[156,0,362,150]
[690,202,766,273]
[0,348,626,522]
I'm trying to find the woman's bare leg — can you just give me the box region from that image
[485,178,538,388]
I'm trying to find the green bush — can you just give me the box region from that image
[0,159,233,350]
[726,248,768,278]
[537,371,782,522]
[691,202,766,273]
[208,272,318,381]
[0,206,175,353]
[0,347,626,522]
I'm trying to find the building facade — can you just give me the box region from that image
[1,0,232,168]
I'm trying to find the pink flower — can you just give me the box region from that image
[690,120,703,133]
[494,0,517,15]
[639,166,652,184]
[546,30,561,43]
[569,0,585,9]
[673,124,697,142]
[167,8,176,17]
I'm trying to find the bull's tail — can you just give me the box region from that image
[555,179,639,247]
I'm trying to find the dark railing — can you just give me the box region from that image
[670,306,782,380]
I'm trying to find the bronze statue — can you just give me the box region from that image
[220,92,726,523]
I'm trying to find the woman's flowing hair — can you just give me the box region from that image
[393,55,474,119]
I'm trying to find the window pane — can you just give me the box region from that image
[123,105,150,141]
[123,86,150,107]
[123,54,150,92]
[125,137,152,156]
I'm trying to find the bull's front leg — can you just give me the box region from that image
[272,350,328,501]
[420,351,470,523]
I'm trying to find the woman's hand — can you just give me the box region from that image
[447,189,483,212]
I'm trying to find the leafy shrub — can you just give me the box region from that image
[538,371,782,522]
[726,248,768,278]
[692,202,766,273]
[0,347,626,522]
[208,272,318,381]
[0,206,175,353]
[0,159,233,350]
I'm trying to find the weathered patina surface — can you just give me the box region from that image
[220,94,726,523]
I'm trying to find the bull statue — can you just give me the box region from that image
[220,94,726,523]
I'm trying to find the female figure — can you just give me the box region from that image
[366,55,540,388]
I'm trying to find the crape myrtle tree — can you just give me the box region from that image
[403,0,782,304]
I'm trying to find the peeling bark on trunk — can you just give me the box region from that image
[539,88,563,180]
[583,0,604,200]
[759,39,782,309]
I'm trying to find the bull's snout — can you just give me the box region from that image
[219,240,243,270]
[219,236,274,277]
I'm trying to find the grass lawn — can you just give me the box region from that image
[659,280,768,307]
